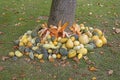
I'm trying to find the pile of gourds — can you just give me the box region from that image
[9,23,107,62]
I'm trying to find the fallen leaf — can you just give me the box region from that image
[15,22,22,26]
[88,66,97,72]
[68,77,73,80]
[92,77,97,80]
[0,41,4,44]
[36,19,40,23]
[40,59,45,63]
[54,63,58,67]
[2,56,10,61]
[107,70,113,75]
[0,31,4,35]
[115,28,120,33]
[53,75,57,79]
[13,46,19,49]
[86,60,95,65]
[12,76,17,80]
[0,66,4,71]
[18,17,24,21]
[99,51,104,55]
[89,12,92,15]
[19,73,26,78]
[69,23,81,35]
[73,64,78,69]
[59,22,69,32]
[73,57,79,63]
[83,56,89,61]
[24,58,31,62]
[81,73,89,77]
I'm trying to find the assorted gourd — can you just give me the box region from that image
[9,23,107,62]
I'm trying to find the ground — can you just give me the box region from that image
[0,0,120,80]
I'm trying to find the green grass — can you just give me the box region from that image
[0,0,120,80]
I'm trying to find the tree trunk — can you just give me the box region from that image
[48,0,76,31]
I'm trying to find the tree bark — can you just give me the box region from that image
[48,0,76,31]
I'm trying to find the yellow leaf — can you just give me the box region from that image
[89,66,97,71]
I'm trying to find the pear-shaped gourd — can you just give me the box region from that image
[79,34,89,44]
[66,39,74,49]
[68,49,77,58]
[15,50,23,57]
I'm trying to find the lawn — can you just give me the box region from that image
[0,0,120,80]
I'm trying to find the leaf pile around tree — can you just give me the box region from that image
[9,22,107,62]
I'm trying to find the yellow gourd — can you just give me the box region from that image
[15,50,23,57]
[68,49,76,58]
[77,53,83,59]
[79,34,89,44]
[56,54,62,59]
[95,39,103,47]
[9,52,15,57]
[77,48,88,55]
[66,39,74,49]
[92,35,99,41]
[94,28,103,37]
[37,54,43,59]
[100,35,107,44]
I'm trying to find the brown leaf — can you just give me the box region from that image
[81,73,90,77]
[53,75,57,79]
[107,70,113,75]
[20,73,26,78]
[73,57,79,63]
[12,76,17,80]
[0,31,4,35]
[68,77,73,80]
[54,63,58,67]
[13,46,19,49]
[99,51,104,55]
[86,60,95,65]
[2,56,10,61]
[0,66,4,71]
[18,17,24,21]
[115,28,120,33]
[36,19,40,23]
[73,64,78,69]
[0,41,4,44]
[39,59,45,63]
